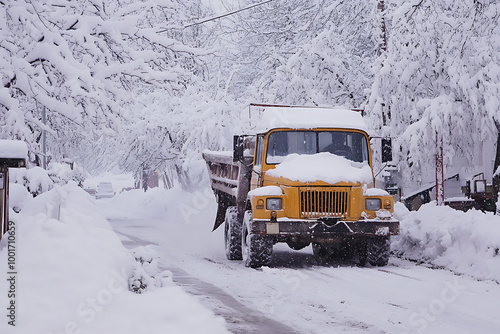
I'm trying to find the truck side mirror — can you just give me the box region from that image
[233,135,244,162]
[382,138,392,163]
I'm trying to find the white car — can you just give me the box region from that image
[95,182,115,199]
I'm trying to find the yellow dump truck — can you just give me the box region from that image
[203,104,399,268]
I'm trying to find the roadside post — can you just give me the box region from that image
[0,140,27,241]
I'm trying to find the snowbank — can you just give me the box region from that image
[392,202,500,283]
[0,183,229,334]
[8,183,32,213]
[267,152,373,184]
[9,166,54,196]
[47,161,85,187]
[99,186,225,257]
[100,187,173,220]
[9,162,85,198]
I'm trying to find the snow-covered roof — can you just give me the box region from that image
[251,106,368,133]
[0,140,28,159]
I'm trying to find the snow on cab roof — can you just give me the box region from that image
[251,105,368,133]
[0,140,28,159]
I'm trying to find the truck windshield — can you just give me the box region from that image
[266,130,369,164]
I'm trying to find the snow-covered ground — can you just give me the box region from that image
[0,183,229,334]
[100,186,500,333]
[2,182,500,333]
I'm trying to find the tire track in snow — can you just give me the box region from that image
[112,227,300,334]
[168,266,300,334]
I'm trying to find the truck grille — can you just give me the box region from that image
[300,188,350,219]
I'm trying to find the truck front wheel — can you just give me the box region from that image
[357,236,390,267]
[242,211,273,268]
[224,206,242,260]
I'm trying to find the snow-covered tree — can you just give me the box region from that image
[5,0,499,196]
[118,85,242,190]
[261,1,379,107]
[0,0,207,169]
[204,0,380,107]
[368,0,500,190]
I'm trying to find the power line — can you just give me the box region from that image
[156,0,274,33]
[184,0,273,29]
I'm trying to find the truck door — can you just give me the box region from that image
[251,135,265,190]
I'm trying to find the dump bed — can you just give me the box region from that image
[202,150,253,230]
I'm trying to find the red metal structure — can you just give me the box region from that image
[377,0,387,55]
[0,168,8,237]
[0,141,27,242]
[435,144,444,206]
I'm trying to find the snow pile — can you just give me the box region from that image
[9,162,85,197]
[0,183,229,334]
[9,166,54,196]
[393,202,500,283]
[364,187,390,196]
[101,187,173,220]
[267,152,373,184]
[248,185,283,198]
[128,245,174,294]
[47,161,86,187]
[99,187,225,257]
[8,183,32,213]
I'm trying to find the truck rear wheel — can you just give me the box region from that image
[242,211,273,268]
[357,236,390,267]
[224,206,242,260]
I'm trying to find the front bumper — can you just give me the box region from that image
[252,219,399,243]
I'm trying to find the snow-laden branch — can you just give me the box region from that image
[0,0,209,168]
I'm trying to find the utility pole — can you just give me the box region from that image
[435,135,444,206]
[0,140,27,241]
[41,104,47,169]
[377,1,389,127]
[377,0,387,55]
[493,119,500,202]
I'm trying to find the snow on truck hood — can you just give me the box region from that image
[266,152,373,185]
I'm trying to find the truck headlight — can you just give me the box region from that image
[266,198,282,210]
[365,198,381,211]
[383,199,392,210]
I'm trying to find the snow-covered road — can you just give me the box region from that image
[99,188,500,334]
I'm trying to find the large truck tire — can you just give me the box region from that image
[358,236,390,267]
[242,211,273,268]
[224,206,242,260]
